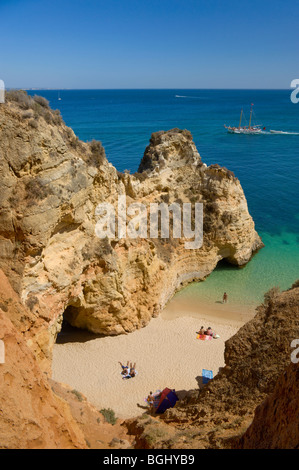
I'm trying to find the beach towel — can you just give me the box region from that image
[197,334,213,340]
[121,369,138,379]
[202,369,213,384]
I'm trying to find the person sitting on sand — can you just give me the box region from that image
[199,326,205,335]
[223,292,228,303]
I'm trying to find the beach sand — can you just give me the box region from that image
[52,300,256,420]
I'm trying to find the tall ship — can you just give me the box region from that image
[224,104,265,134]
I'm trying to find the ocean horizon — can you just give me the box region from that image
[27,88,299,308]
[23,87,292,90]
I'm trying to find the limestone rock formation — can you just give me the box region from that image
[125,284,299,449]
[0,91,297,450]
[0,269,134,449]
[0,92,263,371]
[0,307,87,449]
[49,380,134,449]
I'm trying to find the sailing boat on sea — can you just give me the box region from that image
[224,104,265,134]
[58,91,62,101]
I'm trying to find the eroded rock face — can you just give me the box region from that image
[236,362,299,449]
[125,285,299,449]
[0,308,87,449]
[0,93,263,370]
[0,270,133,449]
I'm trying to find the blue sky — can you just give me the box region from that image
[0,0,298,89]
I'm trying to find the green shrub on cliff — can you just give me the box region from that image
[33,95,49,108]
[71,389,84,402]
[133,171,149,182]
[100,408,117,425]
[6,90,64,127]
[86,139,106,167]
[6,90,32,109]
[141,424,170,446]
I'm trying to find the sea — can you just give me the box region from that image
[27,89,299,309]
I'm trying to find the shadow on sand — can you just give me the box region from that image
[195,376,207,389]
[137,403,149,411]
[56,320,105,344]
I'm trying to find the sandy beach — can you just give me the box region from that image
[52,300,256,420]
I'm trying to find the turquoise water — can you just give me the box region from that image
[28,89,299,306]
[175,232,299,307]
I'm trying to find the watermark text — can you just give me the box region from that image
[290,79,299,104]
[95,196,203,250]
[0,79,5,103]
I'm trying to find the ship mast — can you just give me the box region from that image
[249,103,253,129]
[238,108,243,129]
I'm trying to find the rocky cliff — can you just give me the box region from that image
[0,303,87,449]
[0,92,297,450]
[125,283,299,449]
[236,361,299,449]
[0,269,133,449]
[0,91,263,372]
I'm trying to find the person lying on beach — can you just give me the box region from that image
[129,362,137,378]
[205,327,220,339]
[118,361,130,375]
[205,327,215,337]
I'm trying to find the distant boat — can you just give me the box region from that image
[224,104,265,134]
[58,92,62,101]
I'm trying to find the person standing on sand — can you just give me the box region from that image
[147,392,155,412]
[223,292,228,303]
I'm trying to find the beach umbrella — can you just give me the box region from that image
[155,388,179,414]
